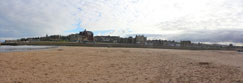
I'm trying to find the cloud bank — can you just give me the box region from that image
[0,0,242,45]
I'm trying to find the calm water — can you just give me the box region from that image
[0,45,57,52]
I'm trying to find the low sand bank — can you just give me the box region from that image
[0,47,242,83]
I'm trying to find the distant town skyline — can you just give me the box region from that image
[0,0,243,45]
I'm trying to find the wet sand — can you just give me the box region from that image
[0,45,57,52]
[0,47,243,83]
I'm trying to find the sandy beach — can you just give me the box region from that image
[0,47,243,83]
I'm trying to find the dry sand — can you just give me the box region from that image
[0,47,243,83]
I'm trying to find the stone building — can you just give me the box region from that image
[94,36,120,43]
[68,34,82,42]
[118,36,136,44]
[79,29,94,42]
[4,40,18,43]
[146,40,178,46]
[180,41,192,47]
[68,29,94,42]
[135,35,147,44]
[49,35,62,41]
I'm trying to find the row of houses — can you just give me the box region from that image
[18,29,94,43]
[4,29,200,47]
[94,35,147,44]
[94,35,197,47]
[5,29,236,48]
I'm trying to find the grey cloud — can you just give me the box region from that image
[139,29,243,45]
[154,0,243,44]
[0,0,78,39]
[171,29,243,43]
[0,0,242,45]
[157,0,243,31]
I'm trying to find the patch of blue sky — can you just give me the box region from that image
[98,12,102,17]
[65,27,85,33]
[0,40,4,42]
[127,29,133,33]
[130,0,139,3]
[77,8,82,11]
[93,30,114,35]
[65,20,114,35]
[65,20,85,33]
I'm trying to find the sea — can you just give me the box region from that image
[0,45,57,52]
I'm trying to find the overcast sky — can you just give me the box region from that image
[0,0,242,45]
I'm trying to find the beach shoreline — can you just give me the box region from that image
[0,47,242,83]
[0,45,58,52]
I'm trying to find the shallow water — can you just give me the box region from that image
[0,45,57,52]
